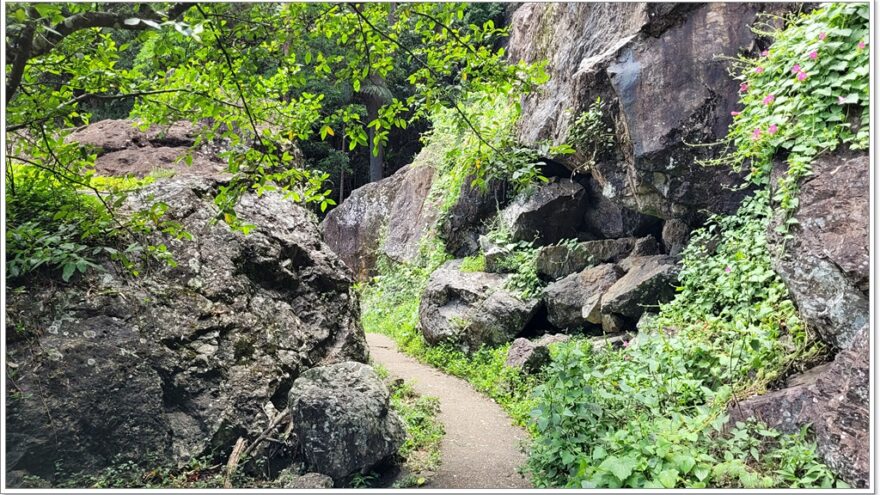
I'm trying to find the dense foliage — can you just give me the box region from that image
[720,2,869,230]
[4,2,547,282]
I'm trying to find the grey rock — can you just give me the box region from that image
[600,313,629,334]
[589,332,633,352]
[582,178,661,239]
[5,177,367,483]
[418,261,541,352]
[499,179,586,245]
[601,255,680,320]
[509,3,769,220]
[321,167,408,280]
[380,163,439,264]
[439,176,507,257]
[505,334,570,373]
[630,235,660,257]
[661,219,690,256]
[535,238,635,280]
[769,152,869,349]
[730,325,869,488]
[289,362,405,481]
[275,470,335,489]
[544,264,622,328]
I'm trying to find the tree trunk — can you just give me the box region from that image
[367,101,384,182]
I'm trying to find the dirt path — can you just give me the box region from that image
[367,333,531,489]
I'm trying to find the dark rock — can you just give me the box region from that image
[730,326,868,488]
[535,238,635,280]
[5,177,367,483]
[582,178,661,238]
[601,255,680,320]
[505,334,570,373]
[589,332,633,352]
[509,3,766,220]
[439,176,507,257]
[600,313,629,334]
[661,219,690,256]
[321,166,410,280]
[544,264,622,328]
[499,179,586,245]
[630,235,660,257]
[289,362,405,481]
[769,152,869,349]
[418,260,541,352]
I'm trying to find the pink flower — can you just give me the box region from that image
[731,111,741,116]
[818,32,827,41]
[790,64,801,74]
[858,40,866,50]
[761,50,769,57]
[768,124,778,135]
[725,266,732,273]
[754,66,765,73]
[623,340,631,348]
[809,50,818,60]
[797,71,808,82]
[739,83,749,92]
[839,95,847,104]
[752,128,762,140]
[763,94,775,105]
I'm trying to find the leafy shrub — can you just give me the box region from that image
[525,191,834,488]
[459,253,486,272]
[567,96,615,171]
[719,3,869,231]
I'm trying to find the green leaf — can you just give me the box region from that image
[600,456,636,482]
[62,263,76,282]
[657,469,678,488]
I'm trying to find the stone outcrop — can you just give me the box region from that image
[505,334,570,373]
[418,260,541,352]
[322,161,438,280]
[600,255,680,321]
[67,119,229,179]
[535,237,641,280]
[730,325,869,488]
[769,152,869,350]
[508,3,766,220]
[5,177,368,482]
[499,179,585,245]
[544,264,622,329]
[288,362,405,482]
[438,177,507,257]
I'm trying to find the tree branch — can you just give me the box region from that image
[6,3,195,99]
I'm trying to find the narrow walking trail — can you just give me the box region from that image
[367,333,532,489]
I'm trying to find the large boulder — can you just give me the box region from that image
[730,325,869,488]
[505,334,570,373]
[581,178,661,239]
[66,119,228,179]
[509,3,769,220]
[288,362,405,482]
[544,264,622,329]
[535,237,641,280]
[5,177,368,483]
[380,163,438,264]
[438,176,507,257]
[418,260,541,352]
[769,152,869,350]
[499,179,586,245]
[321,166,410,280]
[600,255,680,321]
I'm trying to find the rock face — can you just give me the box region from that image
[600,255,680,321]
[581,178,661,239]
[5,177,368,482]
[730,326,869,488]
[505,334,570,373]
[418,260,541,352]
[438,177,507,257]
[381,164,439,264]
[535,237,638,280]
[769,152,869,350]
[288,362,405,482]
[322,161,440,280]
[499,179,585,245]
[544,264,622,329]
[508,3,764,220]
[67,119,229,179]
